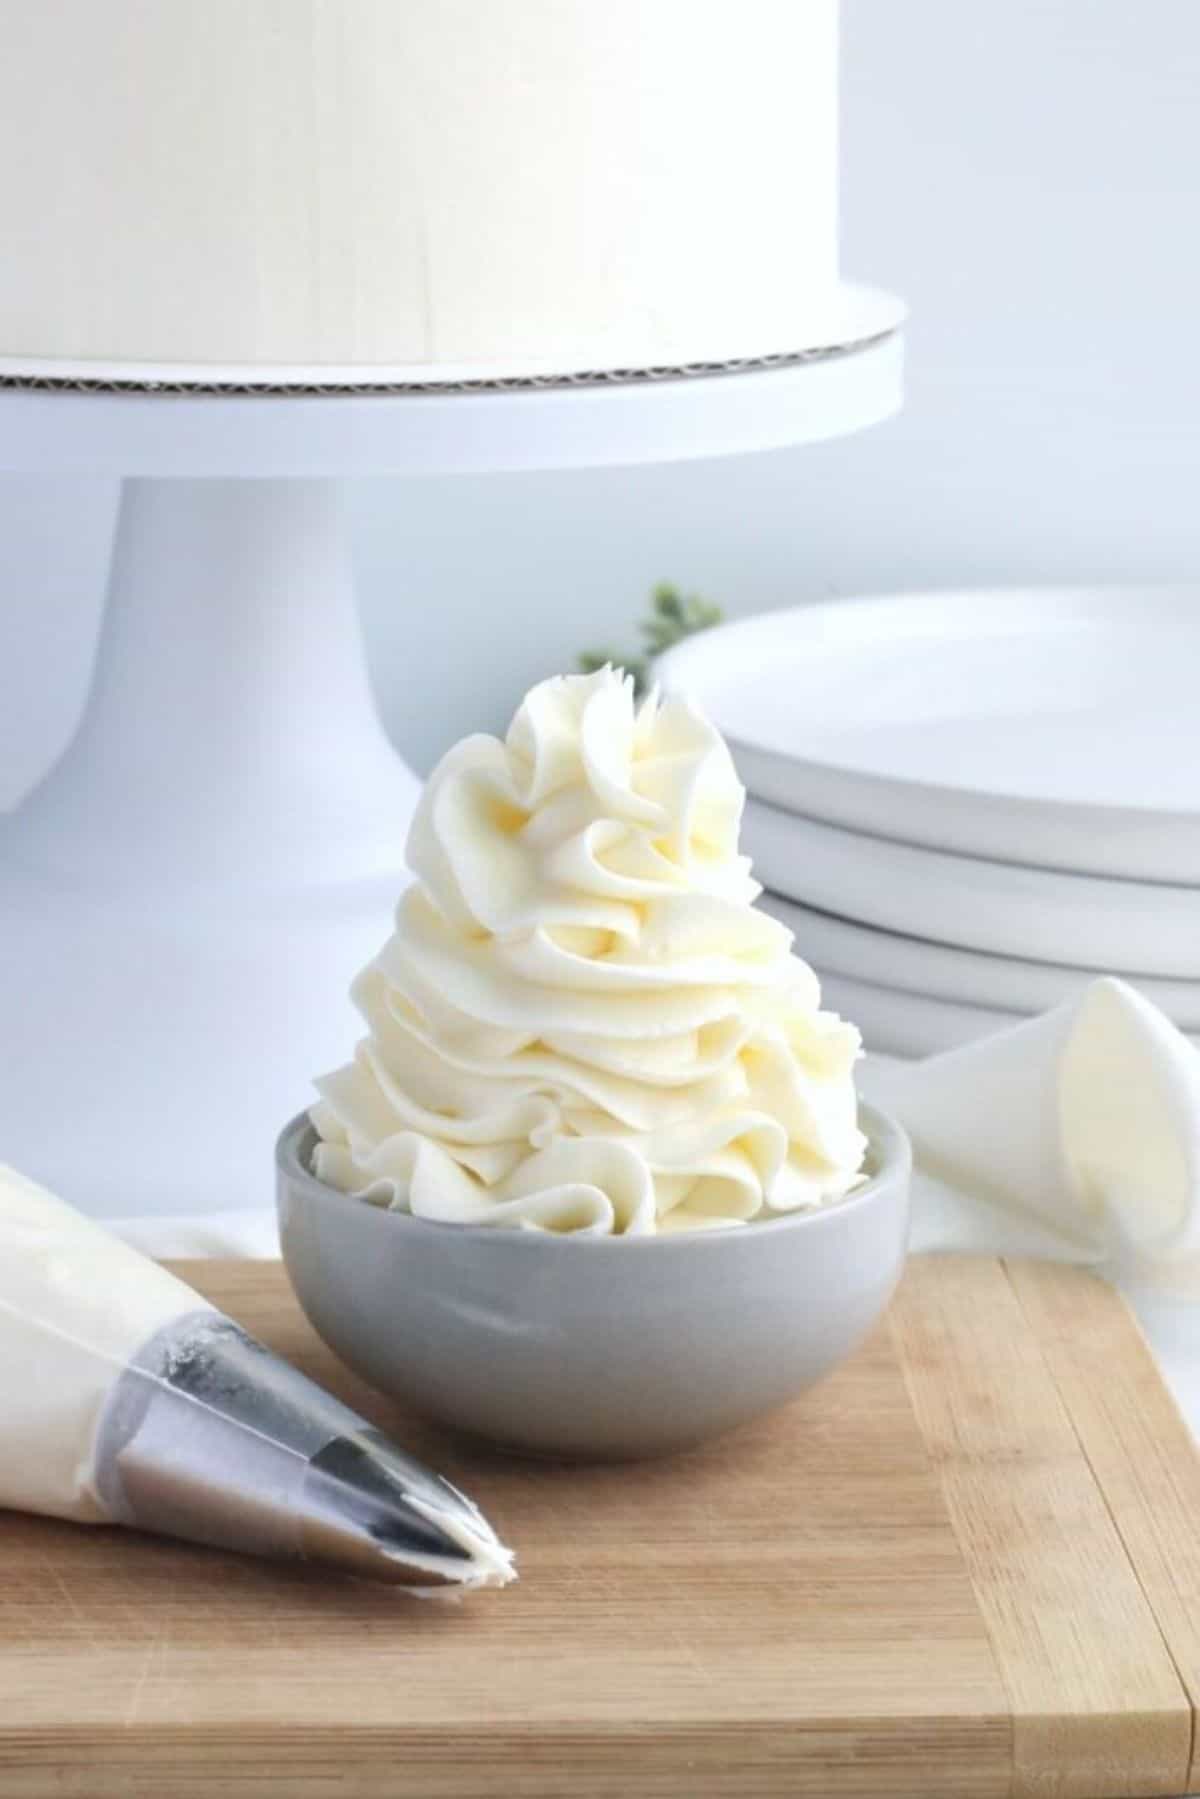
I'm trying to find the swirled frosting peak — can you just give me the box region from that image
[311,669,866,1234]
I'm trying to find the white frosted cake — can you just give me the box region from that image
[0,0,887,378]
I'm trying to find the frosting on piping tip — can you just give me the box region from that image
[312,669,865,1234]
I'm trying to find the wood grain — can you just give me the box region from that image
[890,1256,1191,1799]
[1007,1259,1200,1794]
[0,1256,1193,1798]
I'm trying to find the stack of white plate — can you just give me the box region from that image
[657,588,1200,1057]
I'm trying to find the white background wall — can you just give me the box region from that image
[3,0,1199,804]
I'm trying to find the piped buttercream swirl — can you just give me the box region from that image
[311,669,866,1234]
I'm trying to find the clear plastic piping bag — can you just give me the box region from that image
[0,1172,513,1592]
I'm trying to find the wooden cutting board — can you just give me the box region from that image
[1,1256,1198,1799]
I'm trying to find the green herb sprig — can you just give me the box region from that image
[579,582,723,695]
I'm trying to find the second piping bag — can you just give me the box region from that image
[0,1163,514,1591]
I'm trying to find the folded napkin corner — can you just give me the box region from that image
[862,976,1200,1288]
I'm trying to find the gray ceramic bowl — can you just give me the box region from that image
[276,1105,911,1460]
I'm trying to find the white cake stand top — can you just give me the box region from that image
[0,312,903,477]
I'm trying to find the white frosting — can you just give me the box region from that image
[0,0,844,371]
[312,670,866,1234]
[0,1166,209,1522]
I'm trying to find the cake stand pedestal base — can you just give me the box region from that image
[0,477,415,1218]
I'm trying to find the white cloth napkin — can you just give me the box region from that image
[860,977,1200,1290]
[112,978,1200,1291]
[112,1206,282,1260]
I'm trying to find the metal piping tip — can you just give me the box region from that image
[94,1311,516,1592]
[301,1430,516,1590]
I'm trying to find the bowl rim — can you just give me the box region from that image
[276,1100,910,1251]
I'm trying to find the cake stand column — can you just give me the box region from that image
[6,476,418,882]
[0,476,416,1218]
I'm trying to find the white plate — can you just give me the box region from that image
[657,587,1200,882]
[742,798,1200,977]
[818,972,1019,1057]
[819,970,1200,1060]
[760,891,1200,1027]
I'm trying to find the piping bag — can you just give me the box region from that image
[0,1164,514,1591]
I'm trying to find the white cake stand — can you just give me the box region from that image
[0,323,902,1218]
